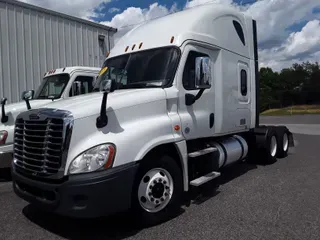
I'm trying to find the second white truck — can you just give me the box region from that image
[0,66,100,169]
[11,3,294,225]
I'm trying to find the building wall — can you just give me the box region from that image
[0,0,116,103]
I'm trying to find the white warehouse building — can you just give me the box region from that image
[0,0,117,103]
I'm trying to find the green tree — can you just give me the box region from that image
[258,61,320,112]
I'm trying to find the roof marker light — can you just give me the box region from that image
[125,46,129,52]
[139,42,143,49]
[132,44,136,50]
[170,36,174,43]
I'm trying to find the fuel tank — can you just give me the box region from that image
[210,135,248,168]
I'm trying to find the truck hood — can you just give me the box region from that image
[0,99,56,126]
[34,89,167,119]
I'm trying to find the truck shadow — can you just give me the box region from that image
[22,160,269,239]
[186,161,259,205]
[22,204,185,240]
[0,168,12,182]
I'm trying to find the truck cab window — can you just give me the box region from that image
[69,76,95,97]
[93,47,180,90]
[183,51,211,90]
[233,20,245,46]
[34,74,69,100]
[240,69,247,96]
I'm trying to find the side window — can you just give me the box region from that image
[183,51,211,90]
[240,69,247,96]
[233,20,245,46]
[69,76,95,97]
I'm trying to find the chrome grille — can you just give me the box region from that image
[14,117,65,177]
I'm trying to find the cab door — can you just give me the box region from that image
[177,44,215,140]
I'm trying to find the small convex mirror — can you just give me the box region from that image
[99,79,116,93]
[99,79,112,92]
[21,90,34,100]
[195,56,211,89]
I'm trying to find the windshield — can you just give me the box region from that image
[34,74,69,99]
[93,47,180,91]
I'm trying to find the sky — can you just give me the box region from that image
[19,0,320,72]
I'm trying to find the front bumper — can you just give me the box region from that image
[0,144,13,168]
[12,162,139,218]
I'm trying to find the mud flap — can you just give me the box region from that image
[279,126,294,147]
[288,130,295,147]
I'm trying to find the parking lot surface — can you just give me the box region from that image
[0,116,319,240]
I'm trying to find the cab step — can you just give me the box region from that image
[188,147,217,158]
[190,171,221,187]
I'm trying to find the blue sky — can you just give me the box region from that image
[92,0,274,30]
[20,0,320,71]
[93,0,257,24]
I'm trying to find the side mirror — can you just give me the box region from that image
[185,56,212,106]
[195,56,211,89]
[21,90,34,110]
[21,90,34,101]
[1,98,8,123]
[71,81,81,96]
[99,79,116,93]
[96,79,116,129]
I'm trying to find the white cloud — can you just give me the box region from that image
[285,20,320,57]
[18,0,111,19]
[245,0,319,49]
[310,51,320,61]
[108,7,120,13]
[101,3,176,28]
[259,20,320,71]
[100,2,178,42]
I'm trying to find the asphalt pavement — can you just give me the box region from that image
[0,115,320,240]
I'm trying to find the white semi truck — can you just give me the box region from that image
[0,66,100,169]
[11,4,294,225]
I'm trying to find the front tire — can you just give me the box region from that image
[131,154,183,226]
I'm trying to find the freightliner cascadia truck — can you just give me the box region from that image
[0,66,100,170]
[10,3,294,225]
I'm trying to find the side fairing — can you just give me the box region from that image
[64,96,178,174]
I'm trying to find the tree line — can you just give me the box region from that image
[259,61,320,112]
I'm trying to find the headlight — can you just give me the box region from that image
[68,144,115,175]
[0,131,8,145]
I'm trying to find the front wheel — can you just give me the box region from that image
[131,155,183,226]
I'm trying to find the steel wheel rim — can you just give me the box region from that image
[283,133,289,152]
[270,136,277,157]
[138,168,174,213]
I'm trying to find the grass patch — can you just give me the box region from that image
[261,105,320,116]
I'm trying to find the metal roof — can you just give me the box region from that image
[1,0,117,33]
